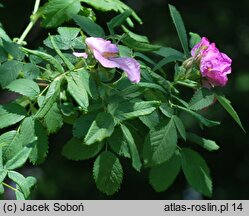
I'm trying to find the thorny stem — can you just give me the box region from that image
[17,0,41,45]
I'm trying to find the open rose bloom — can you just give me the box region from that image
[191,37,232,87]
[74,37,140,83]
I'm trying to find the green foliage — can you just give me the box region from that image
[143,118,177,167]
[149,153,181,192]
[37,0,81,28]
[5,146,33,170]
[62,138,103,160]
[29,120,49,165]
[107,10,132,34]
[3,41,25,61]
[216,94,245,132]
[35,77,62,118]
[173,115,186,141]
[0,103,26,129]
[44,103,63,134]
[21,47,64,73]
[120,124,142,171]
[84,112,115,145]
[8,171,35,200]
[73,113,96,138]
[0,1,243,199]
[122,26,149,43]
[186,132,219,151]
[66,72,89,111]
[93,151,123,195]
[188,88,215,111]
[181,148,212,197]
[0,60,23,88]
[72,15,105,37]
[6,79,40,100]
[44,27,84,50]
[121,35,161,52]
[82,0,142,27]
[175,105,220,127]
[109,101,160,122]
[108,126,131,158]
[169,4,189,56]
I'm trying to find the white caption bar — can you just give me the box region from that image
[0,200,247,216]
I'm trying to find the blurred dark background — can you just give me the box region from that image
[0,0,249,199]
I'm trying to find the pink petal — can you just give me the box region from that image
[86,37,119,58]
[111,57,141,83]
[73,52,88,59]
[92,49,119,68]
[191,37,210,56]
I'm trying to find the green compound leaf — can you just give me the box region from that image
[72,14,105,37]
[73,113,97,139]
[153,46,184,59]
[0,103,26,129]
[44,103,63,134]
[169,4,189,56]
[0,169,7,183]
[19,117,37,146]
[85,112,115,145]
[21,47,64,73]
[44,28,84,50]
[0,131,17,149]
[82,0,142,27]
[108,126,131,158]
[62,138,103,160]
[66,73,89,111]
[121,35,161,52]
[4,117,37,170]
[149,153,181,192]
[3,41,25,61]
[110,101,160,122]
[0,26,11,43]
[139,110,160,129]
[189,88,215,111]
[159,103,174,118]
[107,10,132,34]
[216,94,245,132]
[172,115,186,141]
[4,146,33,170]
[143,118,177,167]
[93,151,123,195]
[8,171,30,199]
[37,0,81,28]
[0,60,23,88]
[2,131,21,164]
[6,79,40,100]
[29,120,49,165]
[120,124,142,172]
[78,70,98,99]
[186,132,220,151]
[153,55,184,71]
[0,149,3,170]
[122,26,149,43]
[49,35,74,70]
[175,105,220,127]
[181,148,212,197]
[35,77,62,119]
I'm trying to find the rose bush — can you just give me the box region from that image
[0,0,244,199]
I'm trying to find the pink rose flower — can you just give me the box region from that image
[191,37,210,57]
[73,37,140,83]
[191,37,232,87]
